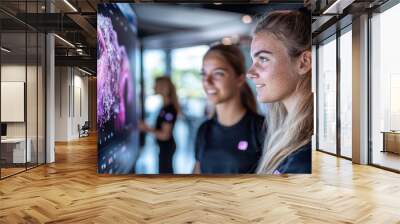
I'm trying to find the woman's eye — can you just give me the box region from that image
[259,56,269,63]
[213,71,224,77]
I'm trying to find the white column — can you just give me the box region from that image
[46,32,55,163]
[352,14,369,164]
[45,0,56,163]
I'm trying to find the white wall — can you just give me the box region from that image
[54,67,89,141]
[55,66,69,141]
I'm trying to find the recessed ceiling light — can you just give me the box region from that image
[242,15,252,24]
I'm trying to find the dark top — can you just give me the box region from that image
[195,111,265,174]
[275,142,312,174]
[155,104,177,147]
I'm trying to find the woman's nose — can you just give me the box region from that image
[202,73,213,85]
[246,66,258,80]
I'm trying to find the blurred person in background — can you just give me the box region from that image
[139,76,180,174]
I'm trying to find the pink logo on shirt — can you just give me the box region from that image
[165,113,174,121]
[237,141,248,151]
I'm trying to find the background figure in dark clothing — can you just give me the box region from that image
[193,44,265,174]
[139,77,180,174]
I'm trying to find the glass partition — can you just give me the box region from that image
[0,0,46,179]
[1,30,28,177]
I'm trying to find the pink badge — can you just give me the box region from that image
[237,141,248,151]
[165,113,174,121]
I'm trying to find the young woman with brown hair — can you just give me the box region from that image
[193,44,265,174]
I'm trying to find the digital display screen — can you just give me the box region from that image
[97,3,140,174]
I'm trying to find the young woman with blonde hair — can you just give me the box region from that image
[139,76,180,174]
[247,10,313,174]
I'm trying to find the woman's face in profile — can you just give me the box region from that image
[202,52,242,105]
[248,31,300,103]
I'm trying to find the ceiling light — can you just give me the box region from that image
[1,47,11,53]
[242,15,252,24]
[54,34,75,48]
[323,0,354,15]
[63,0,78,12]
[214,2,223,5]
[78,67,92,76]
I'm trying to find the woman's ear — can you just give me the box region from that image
[237,74,246,88]
[297,50,312,76]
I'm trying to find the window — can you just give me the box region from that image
[171,45,208,118]
[339,28,352,158]
[370,2,400,171]
[143,50,166,115]
[171,45,208,173]
[317,36,337,154]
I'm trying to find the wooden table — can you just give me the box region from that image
[381,131,400,154]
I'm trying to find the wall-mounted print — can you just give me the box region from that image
[97,3,313,175]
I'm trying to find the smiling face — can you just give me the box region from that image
[247,31,301,104]
[202,52,244,105]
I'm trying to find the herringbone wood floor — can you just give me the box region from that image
[1,135,400,224]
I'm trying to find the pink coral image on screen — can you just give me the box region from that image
[97,4,139,174]
[97,14,133,132]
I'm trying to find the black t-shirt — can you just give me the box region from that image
[155,104,177,146]
[275,142,312,174]
[195,111,265,174]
